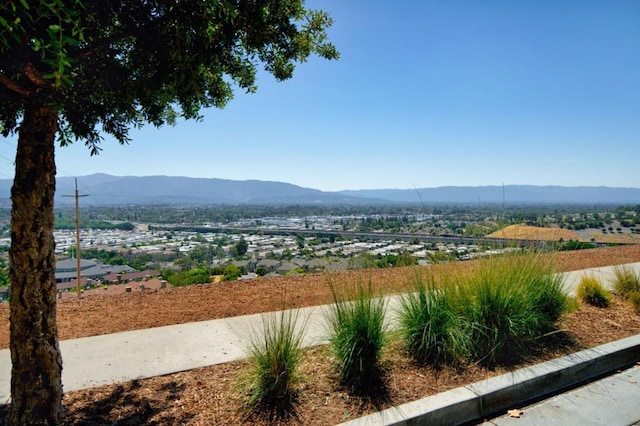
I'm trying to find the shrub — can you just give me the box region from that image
[398,273,469,366]
[529,270,569,329]
[456,276,530,364]
[576,276,612,308]
[452,252,568,365]
[564,296,581,313]
[244,309,307,419]
[325,278,387,394]
[629,292,640,315]
[165,268,211,286]
[223,264,242,281]
[559,240,597,251]
[612,266,640,298]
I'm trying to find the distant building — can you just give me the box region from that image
[256,259,280,274]
[102,269,161,284]
[277,262,301,275]
[55,258,136,288]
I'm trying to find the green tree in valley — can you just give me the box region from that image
[0,1,337,423]
[234,237,249,258]
[296,233,306,250]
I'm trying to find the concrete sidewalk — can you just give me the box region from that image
[0,304,331,403]
[483,364,640,426]
[560,261,640,295]
[341,334,640,426]
[1,262,640,421]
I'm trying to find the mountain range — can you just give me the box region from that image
[1,174,639,206]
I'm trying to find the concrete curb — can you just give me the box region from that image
[339,333,640,426]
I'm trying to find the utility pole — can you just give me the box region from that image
[502,182,506,224]
[63,179,89,297]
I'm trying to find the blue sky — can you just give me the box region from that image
[1,0,639,191]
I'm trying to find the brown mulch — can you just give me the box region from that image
[0,244,639,425]
[53,299,639,426]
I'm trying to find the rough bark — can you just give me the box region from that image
[8,103,62,425]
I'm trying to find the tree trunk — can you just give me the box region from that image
[8,103,62,425]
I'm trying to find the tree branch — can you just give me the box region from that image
[0,62,51,98]
[0,72,32,98]
[75,15,170,61]
[75,31,135,60]
[24,63,48,88]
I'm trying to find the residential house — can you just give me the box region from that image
[55,258,137,293]
[277,261,301,275]
[103,269,161,285]
[256,259,280,274]
[233,259,257,274]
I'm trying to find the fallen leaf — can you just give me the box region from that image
[507,409,523,418]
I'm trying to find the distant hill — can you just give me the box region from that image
[47,174,364,205]
[0,174,639,206]
[339,185,640,205]
[486,224,584,242]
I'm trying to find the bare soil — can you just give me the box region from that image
[1,244,640,425]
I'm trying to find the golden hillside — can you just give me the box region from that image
[487,224,584,241]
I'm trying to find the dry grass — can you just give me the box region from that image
[486,224,584,241]
[587,233,640,245]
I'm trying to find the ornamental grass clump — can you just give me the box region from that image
[244,309,307,420]
[398,273,469,366]
[452,252,568,365]
[612,265,640,298]
[325,278,388,395]
[526,262,568,329]
[577,276,612,308]
[629,292,640,315]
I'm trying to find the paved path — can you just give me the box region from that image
[560,261,640,296]
[1,262,640,422]
[482,365,640,426]
[0,305,328,403]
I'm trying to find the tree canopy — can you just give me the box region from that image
[0,1,337,423]
[0,0,338,148]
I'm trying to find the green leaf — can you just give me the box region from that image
[49,24,61,33]
[62,35,79,46]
